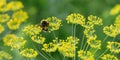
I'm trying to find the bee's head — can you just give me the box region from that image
[40,20,49,27]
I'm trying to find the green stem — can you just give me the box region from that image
[80,35,85,50]
[73,24,76,60]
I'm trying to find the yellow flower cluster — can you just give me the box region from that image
[110,4,120,15]
[12,10,28,23]
[7,19,21,30]
[114,15,120,34]
[87,38,101,49]
[3,34,26,49]
[0,51,12,60]
[42,38,59,52]
[78,50,94,60]
[41,16,62,32]
[42,36,79,57]
[101,54,118,60]
[0,0,28,30]
[0,14,10,23]
[22,25,42,36]
[88,15,103,25]
[31,35,45,44]
[107,41,120,53]
[103,25,119,37]
[0,24,4,34]
[66,13,85,26]
[20,48,38,58]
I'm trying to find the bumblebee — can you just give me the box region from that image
[40,20,49,31]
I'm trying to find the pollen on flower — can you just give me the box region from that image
[78,50,94,60]
[20,48,38,58]
[7,19,21,30]
[110,4,120,15]
[0,24,4,34]
[0,51,12,60]
[7,1,24,11]
[42,16,62,32]
[101,54,118,60]
[12,10,28,22]
[0,14,10,23]
[107,41,120,53]
[22,25,42,36]
[31,35,45,44]
[87,38,101,49]
[103,25,119,37]
[66,13,85,26]
[88,15,103,25]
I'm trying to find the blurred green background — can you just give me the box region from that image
[1,0,120,60]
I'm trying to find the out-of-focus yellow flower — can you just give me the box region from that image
[0,5,9,12]
[78,50,94,60]
[110,4,120,15]
[101,54,118,60]
[42,16,62,32]
[103,25,119,37]
[12,10,28,22]
[7,19,21,30]
[0,14,10,23]
[0,51,12,60]
[22,25,42,36]
[31,35,45,44]
[66,13,85,26]
[107,41,120,53]
[0,24,4,34]
[0,0,6,7]
[87,38,101,49]
[20,48,38,58]
[11,37,26,49]
[7,1,24,11]
[58,36,79,57]
[88,15,103,25]
[114,15,120,34]
[3,34,18,46]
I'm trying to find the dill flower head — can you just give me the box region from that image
[7,1,24,11]
[3,34,18,46]
[10,37,26,49]
[110,4,120,15]
[0,14,10,23]
[0,0,6,7]
[107,41,120,53]
[78,50,94,60]
[87,38,101,49]
[7,19,21,30]
[84,28,97,39]
[88,15,103,25]
[0,24,4,34]
[42,16,62,32]
[66,13,85,26]
[31,35,45,44]
[101,54,118,60]
[83,21,94,29]
[12,10,28,22]
[20,48,38,58]
[22,25,42,36]
[58,36,79,57]
[0,51,12,60]
[42,38,59,52]
[103,25,119,37]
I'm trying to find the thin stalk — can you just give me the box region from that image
[73,24,76,60]
[80,35,85,50]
